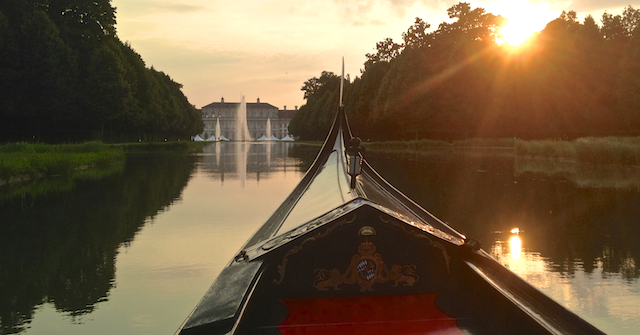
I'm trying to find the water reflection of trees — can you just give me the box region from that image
[0,152,199,334]
[0,159,124,202]
[364,151,640,281]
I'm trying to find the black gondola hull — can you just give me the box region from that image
[178,203,603,334]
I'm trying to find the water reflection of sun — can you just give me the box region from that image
[490,228,640,332]
[491,234,522,260]
[510,235,522,259]
[491,229,541,276]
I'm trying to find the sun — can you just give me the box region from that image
[499,18,538,46]
[483,0,559,46]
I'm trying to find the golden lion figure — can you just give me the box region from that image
[390,264,419,287]
[313,268,343,290]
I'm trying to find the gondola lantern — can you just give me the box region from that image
[347,137,363,189]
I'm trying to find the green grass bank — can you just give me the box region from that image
[363,137,640,166]
[514,137,640,165]
[0,141,125,184]
[0,141,210,186]
[364,138,516,150]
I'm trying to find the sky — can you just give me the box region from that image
[111,0,638,110]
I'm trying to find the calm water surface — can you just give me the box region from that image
[1,143,639,334]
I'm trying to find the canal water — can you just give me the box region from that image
[1,142,639,334]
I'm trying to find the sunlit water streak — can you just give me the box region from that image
[491,232,640,334]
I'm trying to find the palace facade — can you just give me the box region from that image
[199,98,296,140]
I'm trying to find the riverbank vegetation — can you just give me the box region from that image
[0,0,203,143]
[0,140,211,185]
[516,137,640,165]
[0,142,124,184]
[365,138,515,151]
[116,141,208,154]
[362,136,640,166]
[290,3,640,142]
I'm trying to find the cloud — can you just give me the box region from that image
[115,1,210,15]
[559,1,636,12]
[352,18,389,26]
[330,0,446,27]
[332,0,376,17]
[474,0,635,14]
[387,0,447,17]
[332,0,444,20]
[158,4,208,13]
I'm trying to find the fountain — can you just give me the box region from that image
[266,117,271,141]
[215,117,221,141]
[236,96,252,141]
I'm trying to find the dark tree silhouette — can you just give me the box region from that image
[291,3,640,141]
[0,0,203,142]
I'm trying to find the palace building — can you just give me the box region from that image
[198,98,296,140]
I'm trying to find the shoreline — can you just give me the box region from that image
[3,137,639,186]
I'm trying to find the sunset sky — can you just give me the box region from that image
[111,0,637,110]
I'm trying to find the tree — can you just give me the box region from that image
[560,10,579,23]
[45,0,117,48]
[300,71,340,101]
[622,6,640,36]
[0,1,202,142]
[301,77,321,100]
[85,39,132,138]
[0,10,77,139]
[436,2,505,44]
[365,37,402,63]
[290,72,343,140]
[402,17,431,49]
[294,3,640,140]
[616,7,640,132]
[602,11,627,41]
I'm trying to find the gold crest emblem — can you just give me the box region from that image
[313,241,418,291]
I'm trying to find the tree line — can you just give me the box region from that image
[289,3,640,141]
[0,0,203,143]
